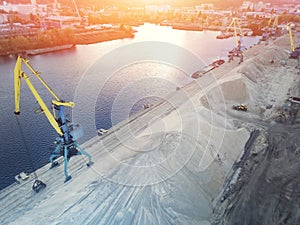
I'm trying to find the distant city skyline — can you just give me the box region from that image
[0,0,297,5]
[0,0,298,10]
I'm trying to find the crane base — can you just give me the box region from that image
[87,162,94,167]
[64,176,72,183]
[32,180,46,193]
[50,161,59,169]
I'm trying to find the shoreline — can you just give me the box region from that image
[25,44,75,56]
[0,29,134,57]
[74,29,134,45]
[0,23,259,57]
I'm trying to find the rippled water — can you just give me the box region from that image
[0,23,260,190]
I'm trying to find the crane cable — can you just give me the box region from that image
[15,115,39,180]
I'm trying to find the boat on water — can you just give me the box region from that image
[172,24,203,31]
[216,30,253,39]
[191,59,225,79]
[209,59,225,67]
[216,31,234,39]
[26,44,75,55]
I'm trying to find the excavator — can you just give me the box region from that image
[232,104,248,112]
[286,23,300,60]
[14,56,93,188]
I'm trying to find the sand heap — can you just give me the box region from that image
[209,34,300,225]
[0,34,299,225]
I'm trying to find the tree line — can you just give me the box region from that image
[0,28,74,55]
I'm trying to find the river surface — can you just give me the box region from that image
[0,23,259,190]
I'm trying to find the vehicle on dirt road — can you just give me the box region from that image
[233,104,248,111]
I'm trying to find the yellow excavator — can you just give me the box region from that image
[14,56,93,187]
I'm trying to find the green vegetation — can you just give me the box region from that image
[0,28,74,55]
[0,26,134,55]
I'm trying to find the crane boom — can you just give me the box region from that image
[287,23,295,52]
[15,71,63,136]
[267,16,272,28]
[285,23,300,62]
[14,56,73,136]
[20,57,60,101]
[272,15,278,28]
[227,18,242,47]
[227,18,244,64]
[72,0,81,20]
[233,18,238,47]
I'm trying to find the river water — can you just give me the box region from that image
[0,23,259,190]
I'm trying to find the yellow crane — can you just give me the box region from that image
[14,57,74,136]
[270,15,279,36]
[226,18,244,64]
[286,23,295,52]
[227,17,243,47]
[272,15,278,28]
[261,14,279,42]
[267,14,278,29]
[267,15,273,28]
[286,23,300,59]
[14,56,93,185]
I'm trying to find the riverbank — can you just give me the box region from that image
[25,44,75,55]
[0,28,134,56]
[160,21,253,33]
[74,29,134,45]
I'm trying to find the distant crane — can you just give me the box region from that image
[261,14,279,41]
[229,18,243,48]
[56,0,82,24]
[217,18,243,45]
[270,15,279,36]
[267,14,278,31]
[286,23,300,59]
[227,18,244,64]
[71,0,81,21]
[14,56,93,184]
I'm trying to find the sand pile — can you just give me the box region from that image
[202,33,299,122]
